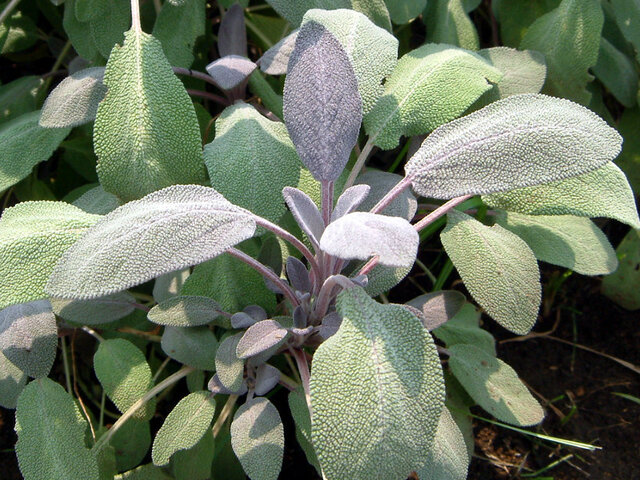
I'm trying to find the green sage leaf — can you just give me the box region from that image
[610,0,640,60]
[171,428,215,480]
[89,0,130,58]
[616,107,640,195]
[73,185,121,215]
[592,37,638,108]
[424,0,479,50]
[602,229,640,311]
[161,326,218,370]
[51,292,137,325]
[0,75,42,124]
[215,332,245,392]
[63,0,100,61]
[110,420,151,472]
[115,464,172,480]
[288,387,321,473]
[0,350,27,408]
[433,303,496,356]
[152,0,205,68]
[149,295,226,327]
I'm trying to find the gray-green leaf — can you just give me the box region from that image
[288,387,321,473]
[153,269,190,304]
[161,326,218,370]
[51,292,137,325]
[384,0,425,23]
[441,211,540,335]
[152,391,216,466]
[88,0,130,58]
[236,319,289,359]
[73,185,120,215]
[610,0,640,60]
[311,287,444,480]
[364,44,502,150]
[0,350,27,408]
[593,37,638,108]
[406,290,466,331]
[230,397,284,480]
[424,0,479,50]
[149,296,226,327]
[94,29,205,202]
[47,185,256,300]
[433,303,496,356]
[406,94,622,199]
[448,344,545,426]
[354,170,417,220]
[215,333,245,392]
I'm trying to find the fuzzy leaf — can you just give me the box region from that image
[424,0,479,50]
[283,21,362,182]
[482,163,640,229]
[236,319,289,359]
[311,287,444,479]
[0,201,99,309]
[258,30,298,75]
[88,0,130,58]
[153,0,205,68]
[0,300,56,379]
[47,185,256,300]
[449,344,544,426]
[153,269,190,304]
[406,290,466,331]
[286,256,311,293]
[206,56,257,90]
[205,103,301,225]
[354,170,417,220]
[215,333,245,392]
[602,229,640,310]
[15,378,100,480]
[0,111,71,192]
[593,37,638,108]
[115,464,172,480]
[231,397,284,480]
[364,44,502,150]
[111,420,151,472]
[433,303,496,356]
[301,9,398,115]
[73,185,120,215]
[406,94,622,199]
[362,263,411,297]
[39,67,106,128]
[94,339,155,420]
[51,292,137,325]
[254,364,281,396]
[0,350,27,408]
[170,428,215,480]
[219,3,247,57]
[282,187,324,247]
[332,185,370,221]
[320,212,418,267]
[496,212,618,276]
[161,326,218,370]
[94,29,205,202]
[152,391,216,466]
[288,388,321,473]
[441,211,540,335]
[149,296,226,327]
[520,0,603,105]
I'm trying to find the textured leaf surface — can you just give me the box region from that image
[149,296,226,327]
[0,201,99,309]
[433,303,496,356]
[206,56,257,90]
[602,229,640,310]
[331,184,370,221]
[51,292,136,325]
[111,420,151,472]
[231,397,284,480]
[204,102,301,224]
[161,326,218,370]
[153,0,205,68]
[365,44,502,149]
[218,3,247,57]
[236,319,289,359]
[496,212,618,276]
[73,185,120,215]
[254,364,281,396]
[0,111,70,192]
[153,269,190,304]
[63,0,100,61]
[424,0,479,50]
[520,0,603,105]
[40,67,106,128]
[170,428,215,480]
[94,339,155,420]
[0,350,27,408]
[320,212,418,267]
[152,391,216,466]
[15,378,100,480]
[47,185,256,300]
[362,262,411,297]
[449,344,544,426]
[492,0,560,47]
[283,21,362,182]
[441,211,540,335]
[88,0,130,58]
[593,37,638,107]
[258,30,298,75]
[406,290,466,331]
[406,94,622,199]
[311,287,444,480]
[417,407,469,480]
[355,170,417,220]
[301,9,397,115]
[94,29,205,202]
[0,300,56,378]
[215,333,245,392]
[482,163,640,229]
[115,464,172,480]
[282,186,324,247]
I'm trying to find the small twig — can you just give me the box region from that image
[60,336,73,394]
[344,137,376,190]
[187,89,229,105]
[290,347,312,410]
[116,327,162,342]
[0,0,21,26]
[152,356,172,382]
[278,373,299,391]
[152,0,161,14]
[358,255,380,277]
[413,195,472,232]
[212,394,239,439]
[370,176,413,214]
[81,326,104,342]
[71,331,96,442]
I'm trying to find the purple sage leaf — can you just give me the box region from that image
[286,257,311,293]
[407,290,467,331]
[236,319,289,359]
[253,364,281,396]
[218,4,247,58]
[332,184,371,221]
[206,55,257,90]
[282,187,325,247]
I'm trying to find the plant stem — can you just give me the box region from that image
[413,195,472,232]
[152,0,161,15]
[312,275,354,322]
[81,326,104,342]
[278,373,298,391]
[130,0,141,32]
[370,176,413,214]
[290,347,312,410]
[61,336,72,394]
[227,248,300,307]
[358,256,380,276]
[152,356,172,382]
[186,88,228,105]
[321,180,334,226]
[94,366,195,452]
[212,394,238,439]
[344,136,375,190]
[0,0,21,26]
[172,67,218,87]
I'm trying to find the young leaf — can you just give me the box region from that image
[0,300,56,379]
[405,94,623,199]
[602,229,640,311]
[433,303,496,356]
[364,44,502,150]
[384,0,425,23]
[258,30,298,75]
[424,0,479,50]
[88,0,130,58]
[253,364,281,396]
[73,185,120,215]
[331,184,370,221]
[161,326,218,371]
[362,262,411,297]
[496,212,618,276]
[288,387,321,473]
[406,290,466,331]
[205,56,257,90]
[301,9,398,115]
[94,29,205,202]
[320,212,418,267]
[153,269,190,304]
[448,344,545,426]
[283,21,362,182]
[520,0,603,105]
[39,67,107,128]
[148,296,226,328]
[204,103,301,225]
[482,163,640,229]
[215,333,246,392]
[51,292,137,325]
[354,170,417,220]
[441,211,540,335]
[152,0,205,68]
[94,339,155,420]
[416,407,469,480]
[0,350,27,408]
[230,397,284,480]
[282,186,325,247]
[152,391,216,466]
[0,201,99,309]
[0,111,71,192]
[236,319,289,359]
[593,37,638,108]
[218,3,247,57]
[311,287,445,479]
[46,185,256,300]
[15,378,100,480]
[286,256,312,293]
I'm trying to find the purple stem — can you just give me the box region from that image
[290,347,312,409]
[321,180,334,226]
[311,275,354,323]
[413,195,472,232]
[370,176,413,214]
[172,67,218,87]
[186,89,228,105]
